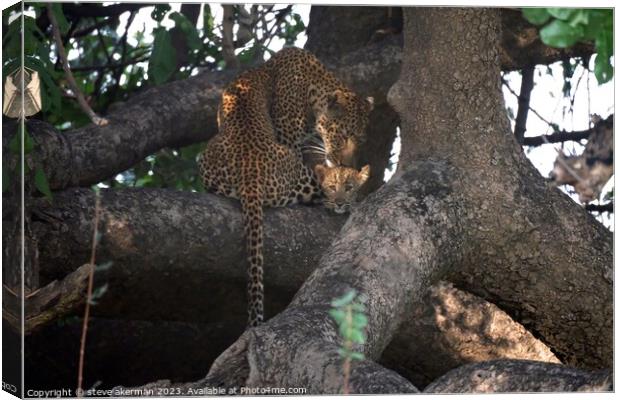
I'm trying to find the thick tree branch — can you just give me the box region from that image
[30,187,346,323]
[3,42,400,192]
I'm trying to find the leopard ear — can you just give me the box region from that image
[326,90,346,117]
[358,164,371,183]
[314,163,327,181]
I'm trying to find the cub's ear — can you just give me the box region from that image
[365,96,374,112]
[314,163,327,182]
[358,164,371,183]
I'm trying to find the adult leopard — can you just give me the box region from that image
[198,48,373,326]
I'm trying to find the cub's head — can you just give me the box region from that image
[314,164,370,214]
[316,89,374,167]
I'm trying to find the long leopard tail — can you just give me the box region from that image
[240,195,264,327]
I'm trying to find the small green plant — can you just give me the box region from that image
[329,290,368,395]
[522,8,613,84]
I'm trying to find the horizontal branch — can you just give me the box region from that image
[31,187,346,323]
[4,42,400,191]
[585,202,613,213]
[523,115,613,146]
[523,129,592,146]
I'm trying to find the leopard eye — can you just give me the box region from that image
[345,183,354,191]
[328,185,337,191]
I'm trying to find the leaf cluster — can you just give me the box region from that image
[329,290,368,362]
[522,8,613,83]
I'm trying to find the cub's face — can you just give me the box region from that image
[314,164,370,214]
[317,89,374,167]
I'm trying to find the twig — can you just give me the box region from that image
[77,193,102,396]
[585,202,613,213]
[502,76,553,127]
[523,129,592,146]
[47,3,109,126]
[514,66,535,144]
[70,54,150,72]
[523,115,613,146]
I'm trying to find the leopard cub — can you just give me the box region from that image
[314,164,370,214]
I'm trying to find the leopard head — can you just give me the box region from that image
[314,164,370,214]
[316,89,374,167]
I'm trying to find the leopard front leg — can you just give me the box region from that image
[287,164,323,205]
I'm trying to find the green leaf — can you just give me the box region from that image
[522,8,551,25]
[95,261,114,272]
[9,125,34,155]
[546,8,576,21]
[350,352,365,361]
[350,303,366,313]
[329,309,346,323]
[352,313,368,329]
[331,290,357,308]
[148,27,177,85]
[169,12,202,51]
[337,348,350,359]
[339,322,352,339]
[540,19,583,48]
[90,283,108,304]
[50,3,70,35]
[34,167,52,201]
[595,28,612,59]
[237,46,258,65]
[151,4,171,22]
[594,54,613,84]
[568,9,589,27]
[349,330,365,345]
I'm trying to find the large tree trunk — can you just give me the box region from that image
[388,8,612,369]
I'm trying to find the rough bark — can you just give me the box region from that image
[388,7,612,370]
[29,187,345,324]
[424,359,612,393]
